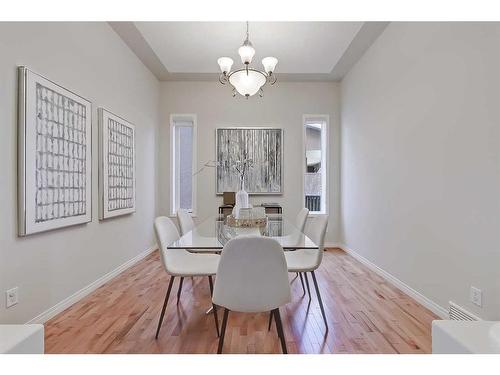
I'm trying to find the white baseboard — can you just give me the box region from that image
[26,245,157,324]
[339,244,448,319]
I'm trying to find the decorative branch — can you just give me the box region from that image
[193,160,221,176]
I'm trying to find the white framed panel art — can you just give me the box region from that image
[98,108,136,219]
[18,66,92,236]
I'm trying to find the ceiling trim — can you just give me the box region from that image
[110,21,389,83]
[108,21,171,80]
[163,72,337,82]
[329,22,389,80]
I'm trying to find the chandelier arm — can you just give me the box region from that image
[268,73,277,85]
[219,73,228,84]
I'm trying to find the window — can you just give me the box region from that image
[303,115,328,214]
[170,114,197,215]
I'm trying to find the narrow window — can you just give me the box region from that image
[171,115,196,215]
[304,115,328,214]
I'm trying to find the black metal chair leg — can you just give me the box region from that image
[217,308,230,354]
[298,272,306,295]
[176,277,184,305]
[208,275,214,295]
[208,276,220,337]
[155,276,175,339]
[303,272,312,301]
[273,308,288,354]
[267,311,273,331]
[212,303,220,337]
[311,271,328,330]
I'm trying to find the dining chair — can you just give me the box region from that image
[295,207,310,233]
[283,214,329,330]
[153,216,220,339]
[212,236,291,354]
[289,208,309,296]
[177,209,194,236]
[176,209,200,300]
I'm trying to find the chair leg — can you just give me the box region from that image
[303,272,312,301]
[267,311,273,331]
[208,276,220,337]
[208,275,214,295]
[217,308,230,354]
[176,277,184,305]
[311,271,328,330]
[155,276,175,339]
[298,272,306,295]
[273,308,288,354]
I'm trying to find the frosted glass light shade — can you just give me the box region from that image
[238,44,256,64]
[262,57,278,73]
[217,57,233,73]
[229,70,266,97]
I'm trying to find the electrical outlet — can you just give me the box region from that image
[5,287,19,308]
[470,286,482,307]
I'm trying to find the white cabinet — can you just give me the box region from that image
[0,324,44,354]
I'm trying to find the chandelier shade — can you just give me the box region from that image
[228,69,267,97]
[262,57,278,74]
[217,57,234,74]
[238,44,256,64]
[217,22,278,98]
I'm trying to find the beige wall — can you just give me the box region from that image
[341,22,500,319]
[0,22,160,323]
[159,81,341,244]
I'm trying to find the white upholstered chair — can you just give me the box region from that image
[284,214,329,330]
[177,209,194,236]
[295,207,309,233]
[154,216,220,339]
[286,208,310,297]
[213,236,291,354]
[176,209,197,300]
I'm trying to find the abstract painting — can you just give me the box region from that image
[18,66,92,236]
[216,127,283,194]
[98,108,136,219]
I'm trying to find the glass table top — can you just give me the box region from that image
[168,214,318,251]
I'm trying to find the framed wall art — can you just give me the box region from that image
[98,108,136,219]
[216,127,283,195]
[18,66,92,236]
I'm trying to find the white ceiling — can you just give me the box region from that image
[134,22,363,74]
[110,22,389,81]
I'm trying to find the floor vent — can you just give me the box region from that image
[448,301,480,321]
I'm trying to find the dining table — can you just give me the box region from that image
[168,213,318,315]
[167,214,318,252]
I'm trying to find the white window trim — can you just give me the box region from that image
[302,114,329,215]
[170,114,197,217]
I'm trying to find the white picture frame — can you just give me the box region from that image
[18,66,92,236]
[98,108,136,219]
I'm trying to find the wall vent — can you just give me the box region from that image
[448,301,480,321]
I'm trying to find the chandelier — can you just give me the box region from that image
[217,22,278,98]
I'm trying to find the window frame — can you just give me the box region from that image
[302,114,329,215]
[170,114,197,217]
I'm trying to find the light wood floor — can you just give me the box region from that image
[44,248,438,354]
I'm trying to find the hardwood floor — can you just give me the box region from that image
[44,249,438,354]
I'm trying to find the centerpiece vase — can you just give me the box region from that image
[235,177,249,209]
